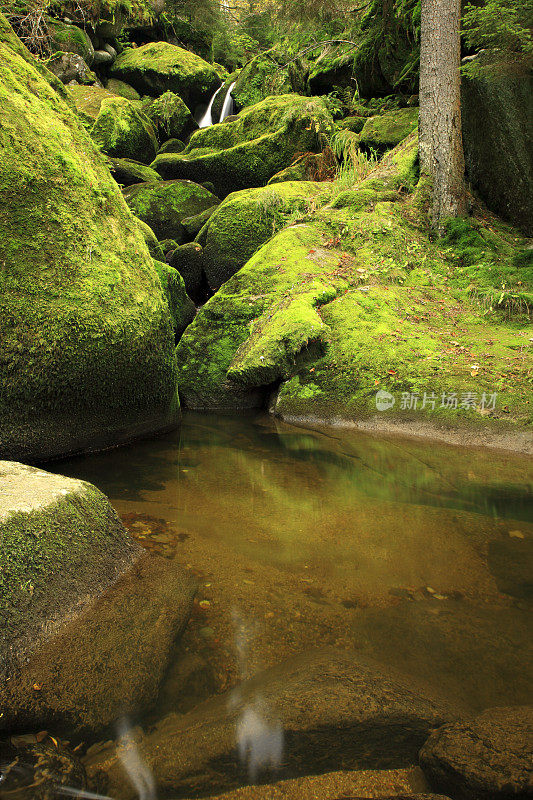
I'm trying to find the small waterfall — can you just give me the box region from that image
[219,81,237,123]
[199,84,223,128]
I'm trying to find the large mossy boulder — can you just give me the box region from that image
[359,107,419,153]
[144,90,198,141]
[84,648,458,798]
[200,181,332,290]
[0,462,141,690]
[176,137,532,433]
[123,179,219,242]
[462,58,533,236]
[0,23,179,462]
[91,95,158,163]
[0,462,197,736]
[109,41,220,106]
[152,94,335,197]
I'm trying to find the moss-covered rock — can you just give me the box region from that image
[169,242,206,302]
[136,218,165,260]
[47,51,98,87]
[176,138,532,435]
[267,152,335,184]
[123,179,219,242]
[144,91,198,141]
[359,107,419,153]
[201,181,332,290]
[335,115,367,134]
[0,12,73,103]
[182,206,217,239]
[0,34,179,462]
[47,19,94,66]
[68,84,120,120]
[106,78,141,102]
[108,157,162,186]
[176,224,343,409]
[462,57,533,236]
[109,41,220,106]
[152,94,335,198]
[91,96,158,163]
[158,137,186,154]
[2,551,196,736]
[153,260,196,338]
[0,461,141,684]
[232,50,292,109]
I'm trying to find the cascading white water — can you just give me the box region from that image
[219,81,237,123]
[198,84,223,128]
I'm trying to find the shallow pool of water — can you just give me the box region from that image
[60,412,532,721]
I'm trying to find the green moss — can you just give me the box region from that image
[144,91,197,141]
[176,224,341,409]
[47,19,94,64]
[152,94,335,197]
[0,12,74,105]
[153,260,196,337]
[106,78,141,102]
[123,179,219,241]
[69,84,121,120]
[135,218,165,259]
[110,42,220,105]
[201,181,332,289]
[108,157,162,186]
[359,107,419,153]
[0,478,128,627]
[0,37,179,461]
[232,51,292,109]
[176,183,532,431]
[91,96,158,163]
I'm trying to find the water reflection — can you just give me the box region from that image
[60,413,533,712]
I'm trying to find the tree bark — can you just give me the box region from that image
[419,0,467,230]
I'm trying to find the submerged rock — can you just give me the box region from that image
[152,94,335,197]
[0,20,179,461]
[1,546,196,735]
[109,41,220,106]
[0,462,141,709]
[123,179,219,242]
[91,95,158,163]
[179,767,441,799]
[200,181,331,290]
[84,648,459,798]
[419,706,533,799]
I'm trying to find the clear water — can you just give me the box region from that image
[60,412,533,718]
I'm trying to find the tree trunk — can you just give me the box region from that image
[419,0,467,231]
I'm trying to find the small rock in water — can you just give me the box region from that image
[420,705,533,799]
